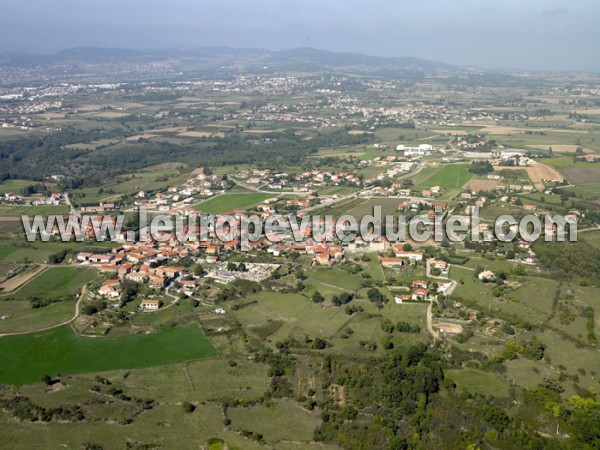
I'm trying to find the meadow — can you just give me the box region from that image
[416,164,473,189]
[0,204,69,217]
[0,179,34,194]
[193,193,276,214]
[0,324,217,384]
[13,267,96,301]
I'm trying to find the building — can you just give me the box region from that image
[140,299,161,311]
[412,288,430,301]
[393,248,424,262]
[380,257,405,269]
[478,270,496,282]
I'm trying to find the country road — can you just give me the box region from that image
[0,265,49,295]
[0,285,88,338]
[424,258,460,340]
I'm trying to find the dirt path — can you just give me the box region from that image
[0,285,87,338]
[0,265,48,294]
[426,303,440,340]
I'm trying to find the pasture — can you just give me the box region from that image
[227,399,320,445]
[0,204,69,217]
[446,369,510,398]
[14,267,95,301]
[416,164,473,189]
[0,179,34,194]
[193,193,277,214]
[0,324,217,384]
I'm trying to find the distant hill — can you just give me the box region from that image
[0,46,454,74]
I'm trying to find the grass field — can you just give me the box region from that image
[0,204,69,217]
[64,138,121,150]
[0,298,77,334]
[193,193,276,214]
[14,267,95,301]
[0,247,16,260]
[416,164,473,189]
[446,369,510,398]
[0,324,217,384]
[227,399,320,444]
[0,179,34,194]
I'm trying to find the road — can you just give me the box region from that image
[425,258,458,296]
[424,258,460,341]
[64,192,79,217]
[0,265,49,296]
[426,303,440,341]
[0,285,88,338]
[228,177,308,196]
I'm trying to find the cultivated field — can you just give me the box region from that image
[0,324,216,384]
[462,178,500,191]
[498,163,562,189]
[416,164,473,189]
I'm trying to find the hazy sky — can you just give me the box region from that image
[1,0,599,71]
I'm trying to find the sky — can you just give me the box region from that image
[1,0,599,71]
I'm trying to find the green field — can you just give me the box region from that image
[193,193,277,214]
[15,267,95,301]
[0,179,34,194]
[64,138,121,150]
[0,298,78,334]
[0,324,217,384]
[227,399,320,444]
[416,164,473,189]
[0,247,16,260]
[446,369,510,398]
[0,204,69,217]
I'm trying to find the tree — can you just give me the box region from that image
[312,291,325,303]
[41,374,52,385]
[182,402,196,413]
[403,243,413,251]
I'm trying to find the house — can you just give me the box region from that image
[395,295,411,304]
[412,280,428,289]
[150,276,165,289]
[393,248,424,262]
[99,284,120,298]
[380,257,405,269]
[140,299,161,311]
[90,254,114,264]
[77,252,93,262]
[181,280,196,293]
[412,288,430,301]
[126,272,148,283]
[478,270,496,282]
[117,264,133,278]
[434,260,449,274]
